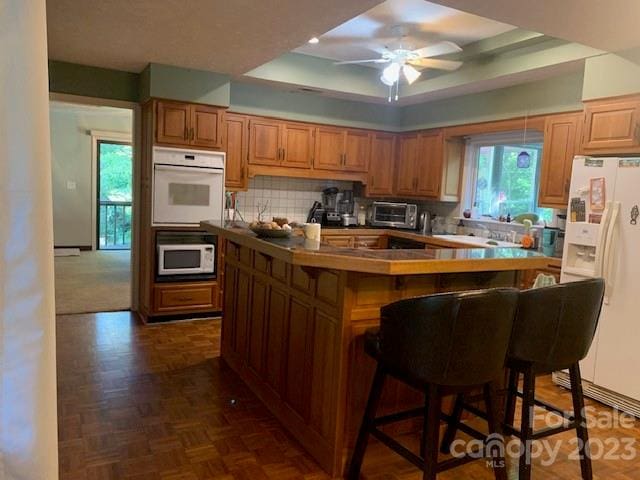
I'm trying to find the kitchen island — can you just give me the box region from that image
[201,222,550,477]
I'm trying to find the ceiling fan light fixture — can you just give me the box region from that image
[381,62,400,85]
[308,36,319,44]
[402,64,421,85]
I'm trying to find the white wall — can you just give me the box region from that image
[49,103,132,247]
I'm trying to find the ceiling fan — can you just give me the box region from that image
[334,39,463,102]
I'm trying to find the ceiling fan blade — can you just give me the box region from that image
[412,41,462,58]
[333,58,389,65]
[408,58,463,71]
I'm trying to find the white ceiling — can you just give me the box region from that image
[294,0,516,64]
[432,0,640,53]
[46,0,383,75]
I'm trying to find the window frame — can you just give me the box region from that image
[460,130,546,219]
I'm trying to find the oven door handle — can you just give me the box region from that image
[154,164,220,173]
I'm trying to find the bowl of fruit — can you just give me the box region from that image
[249,220,293,238]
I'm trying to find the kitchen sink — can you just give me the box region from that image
[433,234,522,249]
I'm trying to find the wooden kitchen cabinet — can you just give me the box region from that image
[156,100,223,148]
[153,282,220,313]
[191,104,224,148]
[344,130,370,172]
[281,123,315,168]
[415,130,444,198]
[314,126,344,170]
[367,133,396,196]
[538,112,582,208]
[322,235,354,247]
[582,95,640,153]
[223,113,248,190]
[395,134,419,196]
[314,127,370,173]
[393,129,463,200]
[249,118,281,166]
[156,100,191,146]
[249,118,313,168]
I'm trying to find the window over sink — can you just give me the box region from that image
[465,132,553,224]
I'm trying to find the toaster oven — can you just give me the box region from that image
[369,202,418,229]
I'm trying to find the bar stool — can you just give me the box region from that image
[441,278,605,480]
[347,288,519,480]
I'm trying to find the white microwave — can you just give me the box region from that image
[157,244,215,276]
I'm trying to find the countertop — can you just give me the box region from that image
[201,221,552,275]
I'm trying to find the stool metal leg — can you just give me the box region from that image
[439,393,464,454]
[484,382,508,480]
[569,363,593,480]
[519,367,536,480]
[347,365,386,480]
[422,385,441,480]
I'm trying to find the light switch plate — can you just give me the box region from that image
[66,180,77,190]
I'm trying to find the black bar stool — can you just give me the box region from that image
[441,278,605,480]
[347,288,519,480]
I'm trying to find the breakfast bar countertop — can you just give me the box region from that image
[201,221,551,275]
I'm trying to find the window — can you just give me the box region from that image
[470,137,553,224]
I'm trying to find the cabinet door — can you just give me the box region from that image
[190,104,223,148]
[281,122,314,169]
[249,119,281,166]
[539,112,582,208]
[223,114,248,190]
[314,127,344,170]
[367,133,396,196]
[395,134,419,196]
[343,130,370,172]
[321,235,353,247]
[156,100,190,145]
[415,131,443,198]
[583,97,640,151]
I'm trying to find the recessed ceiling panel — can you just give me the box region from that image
[294,0,516,64]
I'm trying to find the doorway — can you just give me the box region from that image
[50,98,138,314]
[97,140,133,250]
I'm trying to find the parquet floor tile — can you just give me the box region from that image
[57,311,640,479]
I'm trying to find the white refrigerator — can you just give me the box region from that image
[555,156,640,415]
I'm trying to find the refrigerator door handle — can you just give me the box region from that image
[602,201,621,304]
[594,202,612,277]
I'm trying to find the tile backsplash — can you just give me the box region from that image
[233,176,354,224]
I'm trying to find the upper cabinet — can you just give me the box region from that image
[314,127,370,173]
[223,113,248,191]
[415,130,444,198]
[249,118,313,169]
[367,133,396,196]
[582,95,640,153]
[391,130,463,201]
[539,112,582,209]
[156,100,223,149]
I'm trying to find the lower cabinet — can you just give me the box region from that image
[321,234,385,248]
[153,282,220,313]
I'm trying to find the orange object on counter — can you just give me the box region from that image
[520,234,534,249]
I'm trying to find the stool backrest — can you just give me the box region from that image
[509,278,605,369]
[379,288,519,386]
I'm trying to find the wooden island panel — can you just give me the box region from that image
[220,238,523,477]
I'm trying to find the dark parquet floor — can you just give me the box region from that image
[57,312,640,479]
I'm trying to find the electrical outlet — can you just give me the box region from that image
[66,180,77,190]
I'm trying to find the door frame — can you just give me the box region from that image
[92,132,133,250]
[49,93,141,312]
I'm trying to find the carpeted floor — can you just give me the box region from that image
[54,250,131,314]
